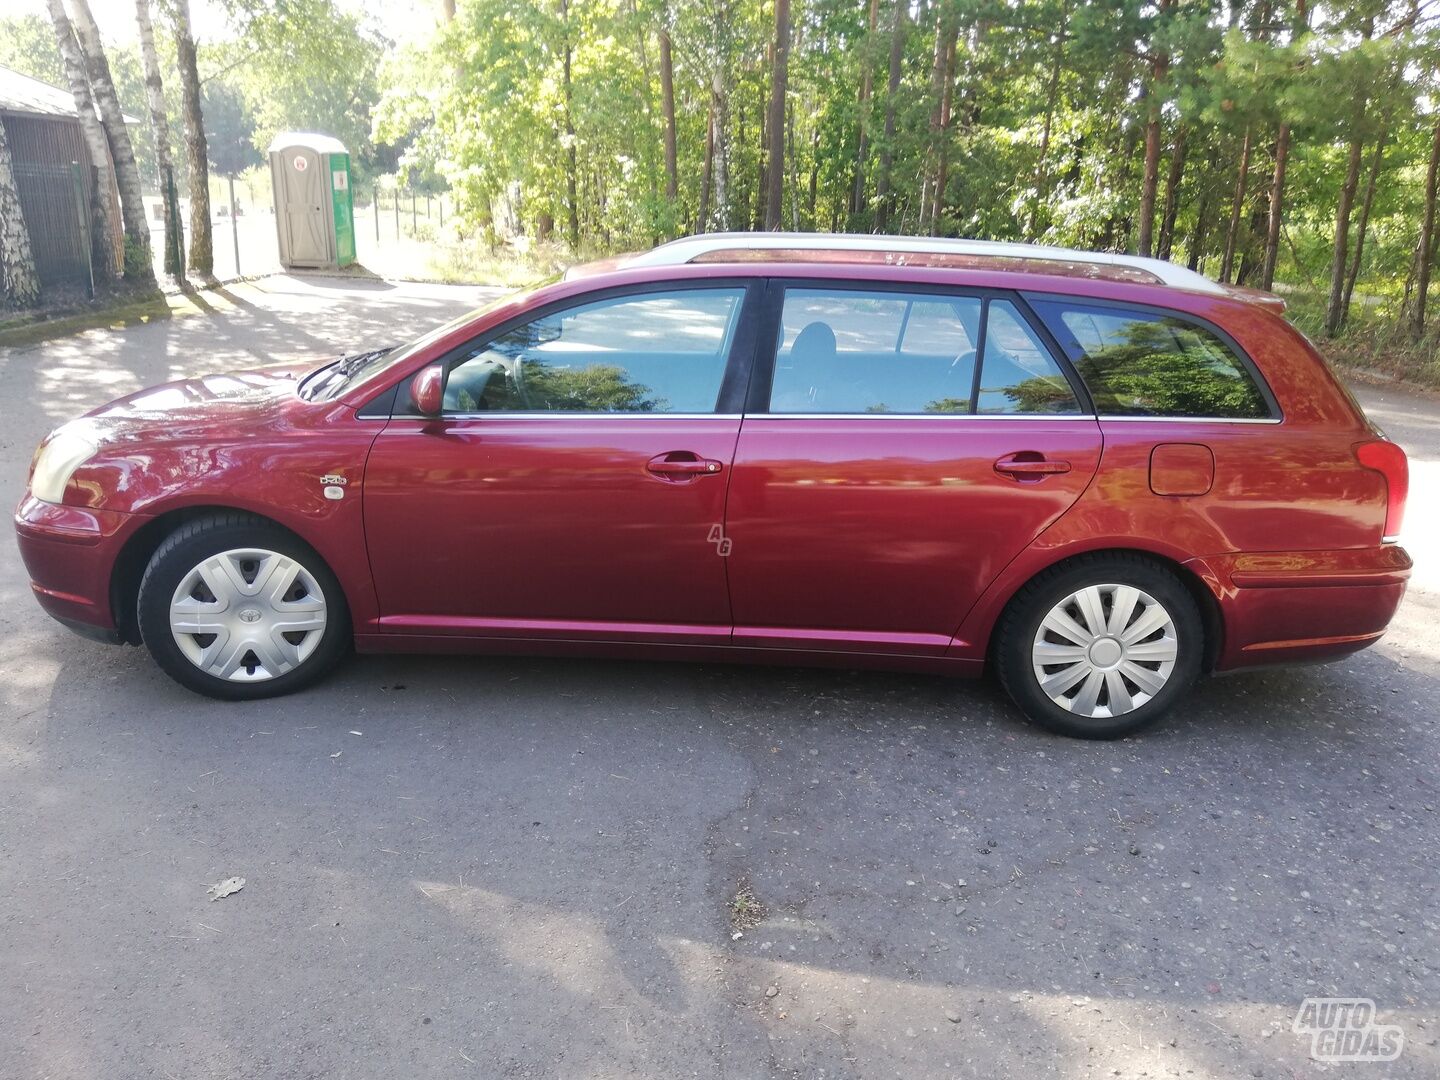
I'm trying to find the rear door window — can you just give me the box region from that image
[975,301,1081,415]
[769,288,1081,415]
[1030,301,1272,419]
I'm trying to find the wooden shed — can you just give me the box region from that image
[0,64,126,287]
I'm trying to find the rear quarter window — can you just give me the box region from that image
[1030,301,1272,419]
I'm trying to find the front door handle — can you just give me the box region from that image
[647,452,724,481]
[994,453,1071,480]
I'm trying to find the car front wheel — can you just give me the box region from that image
[994,554,1204,739]
[137,513,350,700]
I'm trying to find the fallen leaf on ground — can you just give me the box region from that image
[207,876,245,902]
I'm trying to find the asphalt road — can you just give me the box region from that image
[1,276,1436,1079]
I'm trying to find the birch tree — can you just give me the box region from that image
[171,0,212,276]
[135,0,182,277]
[43,0,117,285]
[69,0,154,284]
[0,119,40,308]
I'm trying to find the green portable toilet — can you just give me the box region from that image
[267,132,355,270]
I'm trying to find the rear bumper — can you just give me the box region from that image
[14,495,137,639]
[1194,546,1412,670]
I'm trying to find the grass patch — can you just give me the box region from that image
[0,292,172,349]
[1282,286,1440,390]
[416,239,576,287]
[729,882,766,931]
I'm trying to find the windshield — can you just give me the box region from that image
[297,283,554,402]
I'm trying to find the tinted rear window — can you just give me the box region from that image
[1031,301,1271,419]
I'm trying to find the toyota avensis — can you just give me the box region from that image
[15,234,1412,738]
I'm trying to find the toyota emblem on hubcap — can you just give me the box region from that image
[238,608,263,624]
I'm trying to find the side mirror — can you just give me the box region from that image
[410,364,444,417]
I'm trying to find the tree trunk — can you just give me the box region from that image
[763,0,790,231]
[173,0,211,276]
[711,73,728,231]
[1188,185,1211,272]
[929,18,958,234]
[1220,126,1252,283]
[1137,108,1161,256]
[1408,121,1440,340]
[1259,1,1310,289]
[807,124,819,224]
[624,0,658,242]
[0,118,40,308]
[920,4,957,235]
[874,0,906,232]
[1027,0,1069,239]
[1324,131,1366,337]
[697,93,715,233]
[136,0,182,277]
[1324,16,1374,338]
[1341,124,1388,325]
[1260,123,1289,290]
[787,97,800,230]
[850,0,881,221]
[752,88,765,230]
[44,0,117,284]
[917,9,944,235]
[69,0,153,284]
[1137,3,1171,258]
[659,29,678,206]
[704,3,732,232]
[559,0,579,249]
[1156,125,1186,261]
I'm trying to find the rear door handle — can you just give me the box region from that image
[647,452,724,481]
[995,453,1071,479]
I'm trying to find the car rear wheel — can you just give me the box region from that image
[137,514,350,700]
[994,554,1203,739]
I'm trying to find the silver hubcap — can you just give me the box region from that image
[169,548,327,682]
[1031,583,1178,718]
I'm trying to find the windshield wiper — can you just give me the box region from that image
[298,346,397,401]
[336,346,396,376]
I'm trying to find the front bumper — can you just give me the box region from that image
[14,495,138,639]
[1195,545,1413,670]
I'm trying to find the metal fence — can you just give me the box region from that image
[13,160,91,287]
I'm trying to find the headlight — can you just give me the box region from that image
[30,426,99,504]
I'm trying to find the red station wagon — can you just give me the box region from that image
[15,234,1412,738]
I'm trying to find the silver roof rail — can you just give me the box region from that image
[623,232,1228,296]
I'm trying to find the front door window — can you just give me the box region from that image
[442,288,746,414]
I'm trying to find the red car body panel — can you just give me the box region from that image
[363,416,740,636]
[17,368,384,638]
[14,259,1411,679]
[723,417,1102,654]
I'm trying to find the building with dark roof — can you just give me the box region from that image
[0,64,127,287]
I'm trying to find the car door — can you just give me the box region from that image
[363,282,758,643]
[723,282,1104,655]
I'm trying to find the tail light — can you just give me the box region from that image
[1355,439,1409,542]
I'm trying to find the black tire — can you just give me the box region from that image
[993,553,1204,739]
[136,512,351,700]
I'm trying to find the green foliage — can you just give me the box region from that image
[122,233,151,280]
[216,0,383,179]
[518,361,662,412]
[12,0,1440,364]
[0,15,64,86]
[367,0,1438,357]
[1071,321,1268,418]
[202,80,262,177]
